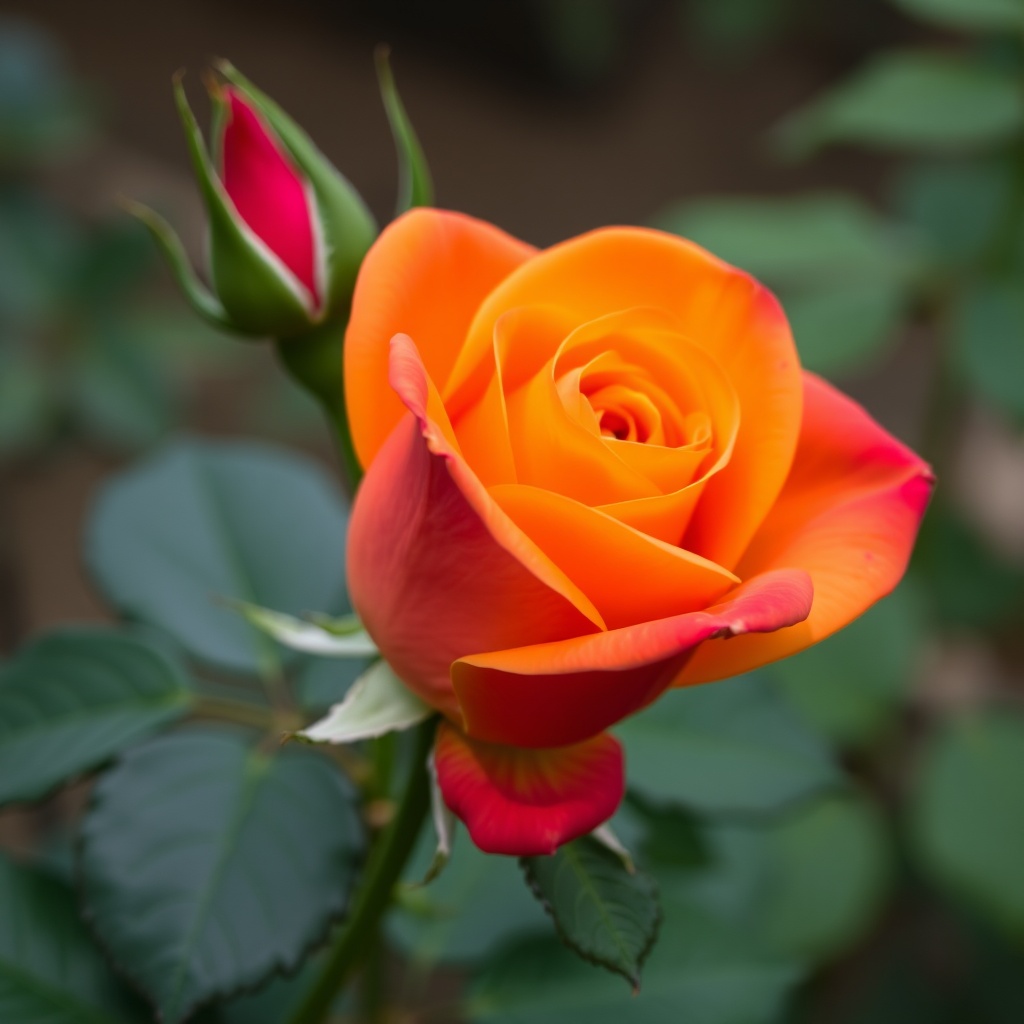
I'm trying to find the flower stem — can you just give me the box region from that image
[286,718,436,1024]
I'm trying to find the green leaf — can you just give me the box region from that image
[85,438,349,675]
[68,319,176,450]
[0,628,192,806]
[893,0,1024,33]
[892,160,1013,271]
[616,673,840,816]
[300,660,432,744]
[390,829,550,966]
[376,47,434,215]
[758,793,890,959]
[913,502,1024,628]
[0,854,146,1024]
[79,728,363,1024]
[295,654,369,713]
[771,583,925,747]
[655,192,902,286]
[0,341,51,455]
[468,902,802,1024]
[912,711,1024,937]
[784,276,905,376]
[522,837,660,989]
[952,279,1024,420]
[776,52,1024,156]
[231,600,376,657]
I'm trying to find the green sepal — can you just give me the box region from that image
[216,60,378,321]
[376,46,434,216]
[173,74,316,337]
[123,199,237,332]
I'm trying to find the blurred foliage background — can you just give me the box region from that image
[1,0,1023,1021]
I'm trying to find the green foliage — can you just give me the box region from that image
[468,903,803,1024]
[756,793,890,959]
[953,279,1024,421]
[390,830,550,965]
[893,0,1024,33]
[617,673,840,815]
[777,52,1024,155]
[522,836,661,988]
[79,729,363,1024]
[86,439,349,675]
[912,711,1024,938]
[0,854,146,1024]
[0,628,192,805]
[771,583,926,747]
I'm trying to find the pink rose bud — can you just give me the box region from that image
[131,63,376,339]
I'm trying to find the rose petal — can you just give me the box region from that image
[433,720,624,856]
[349,335,604,714]
[344,209,535,468]
[451,568,812,748]
[678,373,935,684]
[221,89,319,305]
[490,483,740,630]
[444,227,802,570]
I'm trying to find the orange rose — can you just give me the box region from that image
[344,209,934,856]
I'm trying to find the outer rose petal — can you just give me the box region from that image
[433,721,624,856]
[452,568,813,748]
[348,336,602,715]
[221,89,319,304]
[444,227,802,571]
[345,209,535,468]
[678,373,935,684]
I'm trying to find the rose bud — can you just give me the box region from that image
[132,63,375,338]
[343,209,935,857]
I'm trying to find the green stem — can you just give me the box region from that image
[274,320,363,495]
[287,718,436,1024]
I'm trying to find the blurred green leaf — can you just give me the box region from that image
[0,627,192,806]
[0,854,147,1023]
[296,654,369,713]
[468,901,803,1024]
[892,160,1013,271]
[522,836,661,988]
[893,0,1024,33]
[771,583,926,747]
[0,188,80,324]
[685,0,792,57]
[80,728,363,1024]
[0,340,51,455]
[776,52,1024,156]
[86,439,349,675]
[784,276,905,375]
[390,830,550,966]
[912,503,1024,629]
[617,673,840,816]
[656,193,902,285]
[952,279,1024,420]
[70,217,154,311]
[913,711,1024,938]
[758,793,890,959]
[69,321,176,449]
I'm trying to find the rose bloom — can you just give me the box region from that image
[344,210,933,856]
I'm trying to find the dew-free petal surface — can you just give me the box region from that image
[345,208,535,467]
[452,568,813,748]
[433,721,624,856]
[679,373,934,684]
[348,336,602,714]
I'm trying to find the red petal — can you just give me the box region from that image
[221,89,319,304]
[452,568,812,748]
[434,721,624,856]
[347,336,601,716]
[678,372,935,683]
